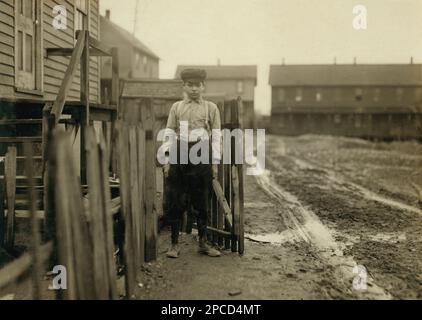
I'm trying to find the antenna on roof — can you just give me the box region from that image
[282,57,285,65]
[353,57,357,65]
[133,0,140,35]
[410,56,414,64]
[334,57,337,65]
[217,58,221,66]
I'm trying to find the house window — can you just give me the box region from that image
[75,0,88,37]
[373,88,380,102]
[237,81,244,94]
[295,88,303,102]
[355,88,363,101]
[135,52,141,69]
[396,88,404,103]
[316,89,322,102]
[278,88,285,102]
[143,56,148,72]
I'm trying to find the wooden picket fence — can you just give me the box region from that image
[0,95,245,299]
[0,117,157,299]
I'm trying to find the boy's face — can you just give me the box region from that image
[183,80,205,100]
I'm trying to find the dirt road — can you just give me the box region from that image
[137,135,422,300]
[3,134,421,300]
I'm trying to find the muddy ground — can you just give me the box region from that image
[2,134,422,300]
[136,135,422,300]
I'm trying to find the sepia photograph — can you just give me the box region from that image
[0,0,421,307]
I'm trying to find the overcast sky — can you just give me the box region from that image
[99,0,422,115]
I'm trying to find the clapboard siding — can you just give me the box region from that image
[0,0,14,97]
[43,0,100,102]
[0,0,101,102]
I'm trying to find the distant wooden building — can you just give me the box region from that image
[269,64,422,139]
[100,10,159,103]
[175,65,257,129]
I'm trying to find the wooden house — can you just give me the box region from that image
[0,0,101,102]
[99,10,160,104]
[0,0,119,181]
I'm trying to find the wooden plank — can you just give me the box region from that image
[0,242,53,291]
[24,143,43,299]
[99,133,118,299]
[236,99,245,255]
[4,146,16,249]
[88,35,112,56]
[223,102,232,250]
[42,104,54,245]
[85,127,109,299]
[212,179,232,228]
[232,166,240,238]
[65,134,96,300]
[206,226,231,237]
[137,126,146,263]
[129,127,141,270]
[53,135,77,300]
[80,31,90,124]
[231,100,239,253]
[238,163,245,255]
[79,109,87,185]
[110,48,119,107]
[116,122,136,298]
[143,99,157,262]
[50,31,86,124]
[217,102,225,247]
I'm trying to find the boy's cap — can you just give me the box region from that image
[181,68,207,82]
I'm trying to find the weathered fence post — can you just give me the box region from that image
[137,126,146,263]
[223,102,232,250]
[99,134,118,299]
[129,126,142,272]
[86,127,110,300]
[143,99,157,262]
[5,146,16,250]
[116,122,136,298]
[236,98,245,255]
[217,102,225,248]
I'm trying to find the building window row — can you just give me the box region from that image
[277,87,422,103]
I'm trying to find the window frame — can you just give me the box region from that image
[278,88,285,102]
[355,88,363,102]
[295,87,303,102]
[237,81,244,94]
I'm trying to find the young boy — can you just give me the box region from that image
[163,68,221,258]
